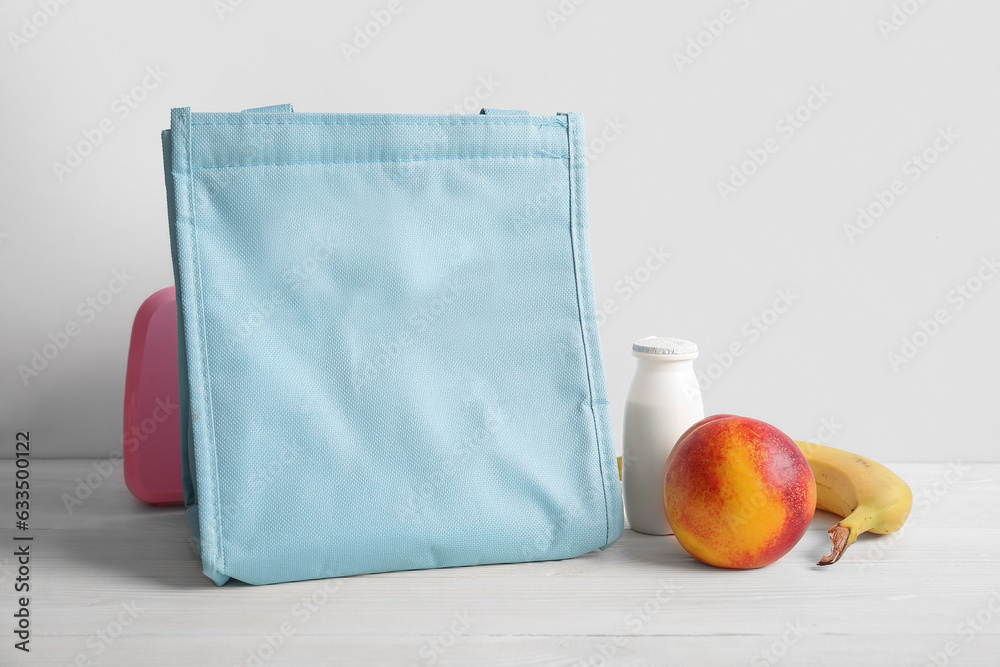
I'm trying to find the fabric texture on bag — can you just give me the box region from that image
[162,105,623,586]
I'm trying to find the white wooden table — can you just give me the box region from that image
[2,460,997,666]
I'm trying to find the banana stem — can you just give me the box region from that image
[818,524,852,566]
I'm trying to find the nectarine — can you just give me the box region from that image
[664,415,816,569]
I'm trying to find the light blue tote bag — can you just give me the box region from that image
[162,104,622,586]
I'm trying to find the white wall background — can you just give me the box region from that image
[1,0,997,461]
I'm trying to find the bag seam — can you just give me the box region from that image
[184,117,227,575]
[193,155,568,171]
[564,114,612,549]
[190,119,568,128]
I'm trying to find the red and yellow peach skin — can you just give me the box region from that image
[664,415,816,569]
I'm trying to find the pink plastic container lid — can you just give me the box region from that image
[123,287,184,504]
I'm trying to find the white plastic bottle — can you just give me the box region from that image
[623,336,704,535]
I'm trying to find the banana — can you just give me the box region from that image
[794,441,913,566]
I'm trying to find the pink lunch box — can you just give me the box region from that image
[123,287,184,504]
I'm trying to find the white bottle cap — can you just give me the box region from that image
[631,336,698,358]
